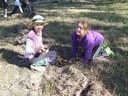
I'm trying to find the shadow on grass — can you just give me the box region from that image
[0,48,30,68]
[34,0,127,10]
[0,22,29,41]
[79,12,128,23]
[44,21,73,45]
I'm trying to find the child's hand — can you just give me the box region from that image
[43,45,48,49]
[45,49,49,53]
[40,45,49,53]
[42,48,49,53]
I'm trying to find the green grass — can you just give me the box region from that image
[0,0,128,95]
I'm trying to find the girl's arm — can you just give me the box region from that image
[83,41,94,64]
[25,38,35,54]
[71,32,78,59]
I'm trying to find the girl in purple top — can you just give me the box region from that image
[71,20,105,64]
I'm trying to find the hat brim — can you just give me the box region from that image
[29,21,48,26]
[34,21,48,25]
[40,22,48,26]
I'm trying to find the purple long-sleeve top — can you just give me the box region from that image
[71,30,104,63]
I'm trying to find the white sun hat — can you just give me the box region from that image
[32,15,48,26]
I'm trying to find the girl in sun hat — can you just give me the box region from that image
[25,15,57,71]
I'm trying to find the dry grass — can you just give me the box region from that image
[0,0,128,96]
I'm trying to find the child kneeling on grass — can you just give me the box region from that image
[71,20,115,64]
[25,15,57,71]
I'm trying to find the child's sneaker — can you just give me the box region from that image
[4,15,7,18]
[101,45,115,58]
[30,58,50,71]
[101,52,109,57]
[30,65,46,72]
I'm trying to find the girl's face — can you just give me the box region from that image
[33,22,44,33]
[75,23,87,38]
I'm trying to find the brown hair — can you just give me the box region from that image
[77,20,91,30]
